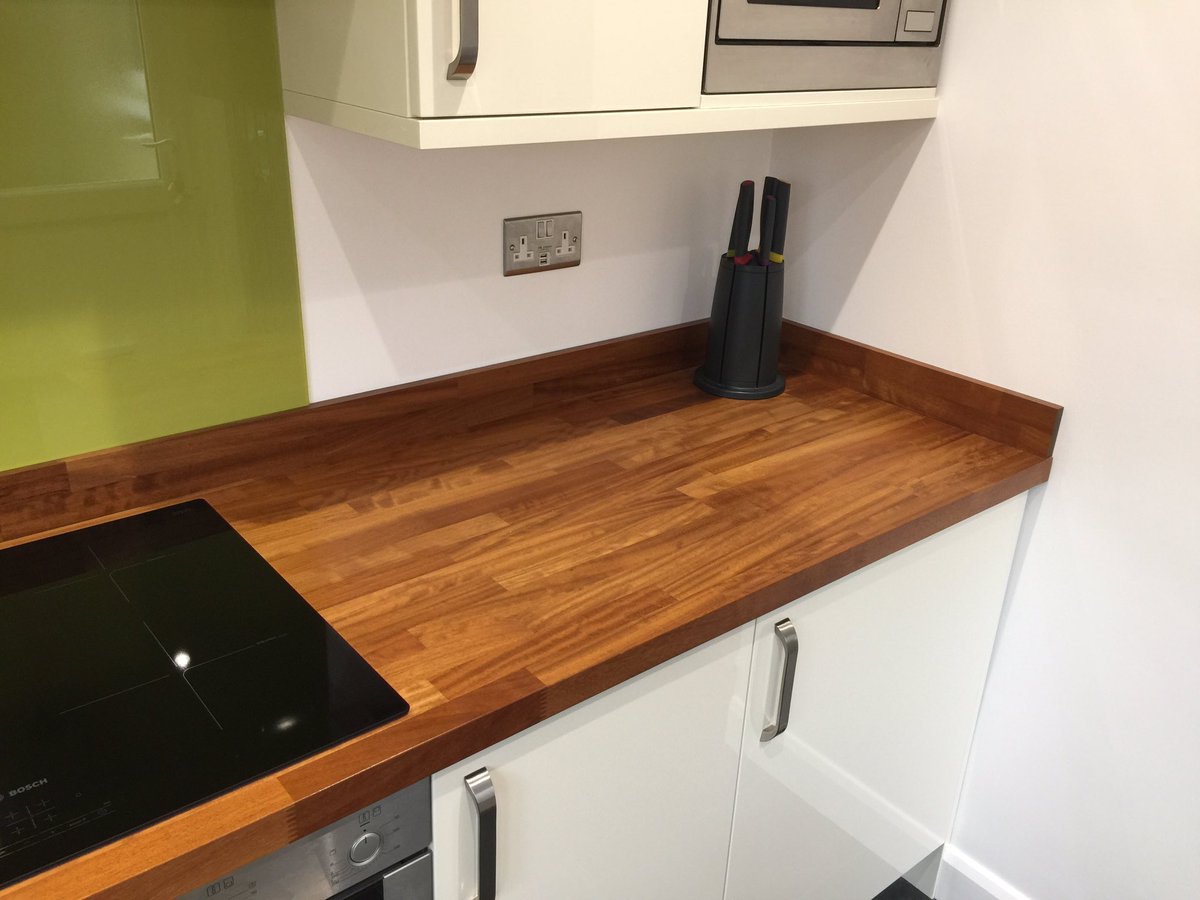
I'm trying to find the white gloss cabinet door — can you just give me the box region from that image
[431,623,754,900]
[725,495,1028,900]
[407,0,708,117]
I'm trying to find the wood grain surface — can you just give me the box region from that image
[0,322,1060,899]
[780,325,1063,457]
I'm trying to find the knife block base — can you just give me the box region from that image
[693,370,786,400]
[694,255,786,400]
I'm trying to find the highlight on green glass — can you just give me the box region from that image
[1,0,308,472]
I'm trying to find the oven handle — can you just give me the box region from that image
[465,767,497,900]
[446,0,479,81]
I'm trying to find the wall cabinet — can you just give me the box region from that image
[430,495,1025,899]
[724,494,1027,900]
[276,0,708,120]
[430,623,754,900]
[274,0,937,149]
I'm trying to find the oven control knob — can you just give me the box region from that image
[349,831,382,866]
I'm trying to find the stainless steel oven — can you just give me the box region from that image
[704,0,948,94]
[179,780,432,900]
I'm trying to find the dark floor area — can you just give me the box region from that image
[871,877,932,900]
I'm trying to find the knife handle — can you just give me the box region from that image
[760,195,777,268]
[729,180,755,257]
[769,180,791,263]
[761,176,779,255]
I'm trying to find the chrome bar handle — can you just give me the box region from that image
[465,767,497,900]
[446,0,479,81]
[760,618,799,743]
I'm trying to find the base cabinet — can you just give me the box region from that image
[430,495,1027,900]
[724,495,1027,900]
[430,624,754,900]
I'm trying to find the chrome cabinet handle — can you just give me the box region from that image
[760,618,799,742]
[465,767,497,900]
[447,0,479,81]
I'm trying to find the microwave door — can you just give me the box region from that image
[716,0,904,43]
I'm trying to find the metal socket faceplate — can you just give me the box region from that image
[503,211,582,276]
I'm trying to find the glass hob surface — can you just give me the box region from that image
[0,500,409,889]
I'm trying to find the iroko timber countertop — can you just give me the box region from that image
[0,322,1061,899]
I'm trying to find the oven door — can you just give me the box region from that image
[330,850,433,900]
[715,0,944,44]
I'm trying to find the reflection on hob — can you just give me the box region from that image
[0,500,409,890]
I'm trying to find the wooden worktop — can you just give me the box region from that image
[0,322,1061,899]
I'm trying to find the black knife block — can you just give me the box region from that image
[694,255,786,400]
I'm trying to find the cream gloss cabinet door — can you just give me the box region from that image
[275,0,708,120]
[431,623,754,900]
[724,495,1028,900]
[407,0,708,117]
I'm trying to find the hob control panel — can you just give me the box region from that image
[0,777,116,869]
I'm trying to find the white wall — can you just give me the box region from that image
[770,5,1200,900]
[286,119,772,400]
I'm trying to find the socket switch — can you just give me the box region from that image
[503,211,582,276]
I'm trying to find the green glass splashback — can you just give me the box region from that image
[0,0,308,472]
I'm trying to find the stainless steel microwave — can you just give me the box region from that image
[704,0,948,94]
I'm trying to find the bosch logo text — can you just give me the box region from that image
[7,778,49,798]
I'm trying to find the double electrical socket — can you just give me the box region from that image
[503,211,582,276]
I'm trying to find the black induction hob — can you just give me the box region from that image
[0,500,409,890]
